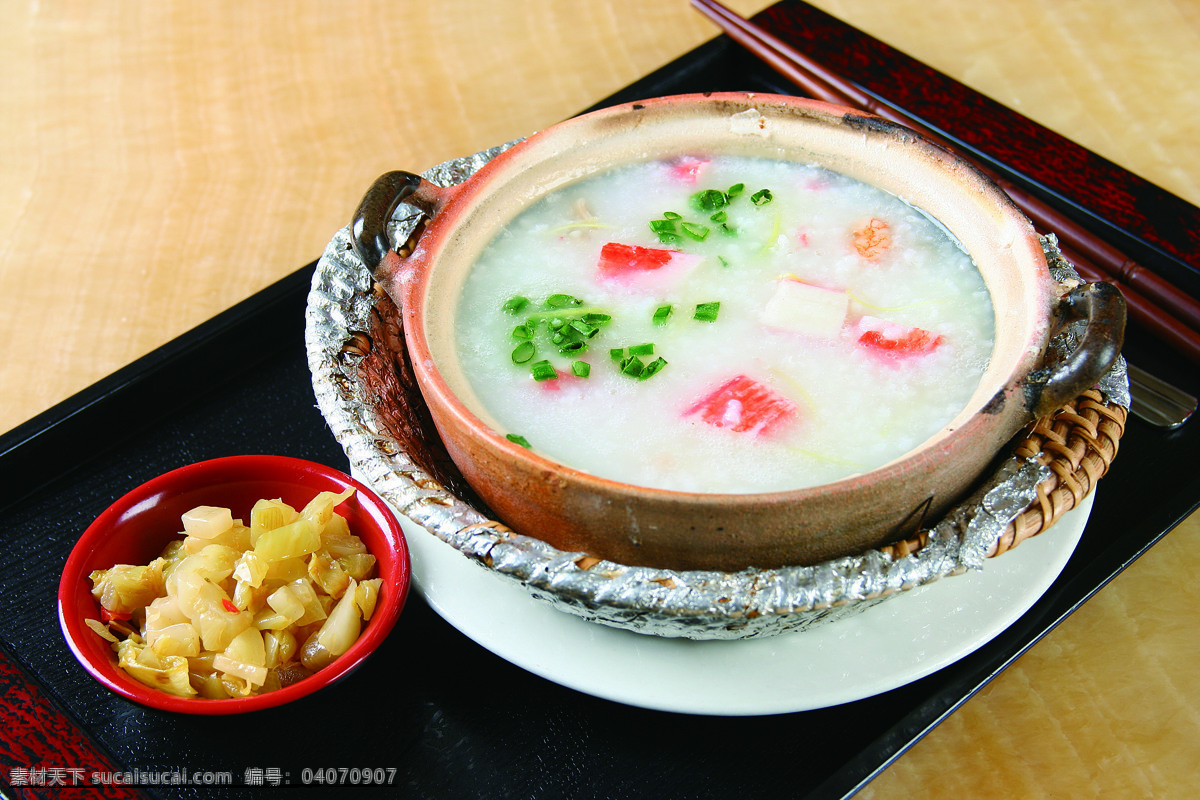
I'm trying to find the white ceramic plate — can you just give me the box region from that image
[395,492,1091,716]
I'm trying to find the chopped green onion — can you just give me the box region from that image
[691,188,729,212]
[530,360,558,381]
[727,183,745,197]
[559,341,586,354]
[681,222,710,241]
[512,323,534,340]
[503,296,530,314]
[571,360,591,378]
[639,357,667,380]
[750,188,774,206]
[694,301,721,322]
[569,320,597,338]
[582,312,611,325]
[652,305,673,326]
[663,211,682,220]
[511,341,536,364]
[545,294,582,308]
[717,256,730,268]
[548,317,565,331]
[610,347,624,361]
[709,210,727,223]
[506,433,532,448]
[550,331,566,345]
[628,342,655,356]
[620,355,646,378]
[649,219,677,234]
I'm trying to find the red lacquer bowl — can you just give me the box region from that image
[57,455,410,714]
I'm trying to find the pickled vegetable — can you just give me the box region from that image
[87,488,379,699]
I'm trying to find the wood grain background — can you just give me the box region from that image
[2,2,1197,797]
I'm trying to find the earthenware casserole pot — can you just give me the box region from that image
[348,92,1124,572]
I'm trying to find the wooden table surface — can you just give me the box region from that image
[2,1,1197,797]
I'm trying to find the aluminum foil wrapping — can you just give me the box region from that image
[304,147,1128,640]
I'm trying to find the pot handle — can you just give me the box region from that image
[1029,281,1126,418]
[350,170,451,283]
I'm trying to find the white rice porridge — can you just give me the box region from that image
[453,155,994,493]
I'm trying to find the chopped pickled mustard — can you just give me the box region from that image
[87,488,378,699]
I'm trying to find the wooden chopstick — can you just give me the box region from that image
[692,0,1200,365]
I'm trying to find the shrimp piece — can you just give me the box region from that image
[852,218,891,261]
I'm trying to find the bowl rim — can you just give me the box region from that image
[56,454,410,715]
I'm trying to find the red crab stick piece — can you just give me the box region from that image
[597,242,696,280]
[855,316,944,355]
[684,375,797,436]
[669,156,710,183]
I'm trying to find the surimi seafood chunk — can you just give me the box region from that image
[760,277,849,339]
[684,375,797,436]
[855,316,944,355]
[597,242,700,281]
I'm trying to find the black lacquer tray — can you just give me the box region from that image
[2,2,1197,798]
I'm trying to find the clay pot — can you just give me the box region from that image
[349,92,1123,572]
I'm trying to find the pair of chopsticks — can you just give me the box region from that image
[693,0,1200,366]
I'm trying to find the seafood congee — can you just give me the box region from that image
[453,155,995,494]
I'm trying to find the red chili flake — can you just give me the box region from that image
[221,599,240,614]
[683,375,797,436]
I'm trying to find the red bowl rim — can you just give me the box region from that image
[56,454,410,715]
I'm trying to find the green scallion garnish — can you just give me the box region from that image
[530,360,558,381]
[628,343,655,356]
[511,341,536,364]
[620,355,646,378]
[649,218,677,235]
[727,183,745,197]
[545,294,582,308]
[569,320,597,338]
[639,357,667,380]
[503,296,530,314]
[750,188,774,206]
[610,347,625,361]
[652,305,673,326]
[506,433,532,448]
[571,360,591,378]
[663,211,682,220]
[694,301,721,322]
[709,210,727,223]
[691,188,729,213]
[681,222,710,241]
[717,256,730,268]
[502,293,616,377]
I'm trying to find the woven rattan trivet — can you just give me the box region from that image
[880,387,1126,562]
